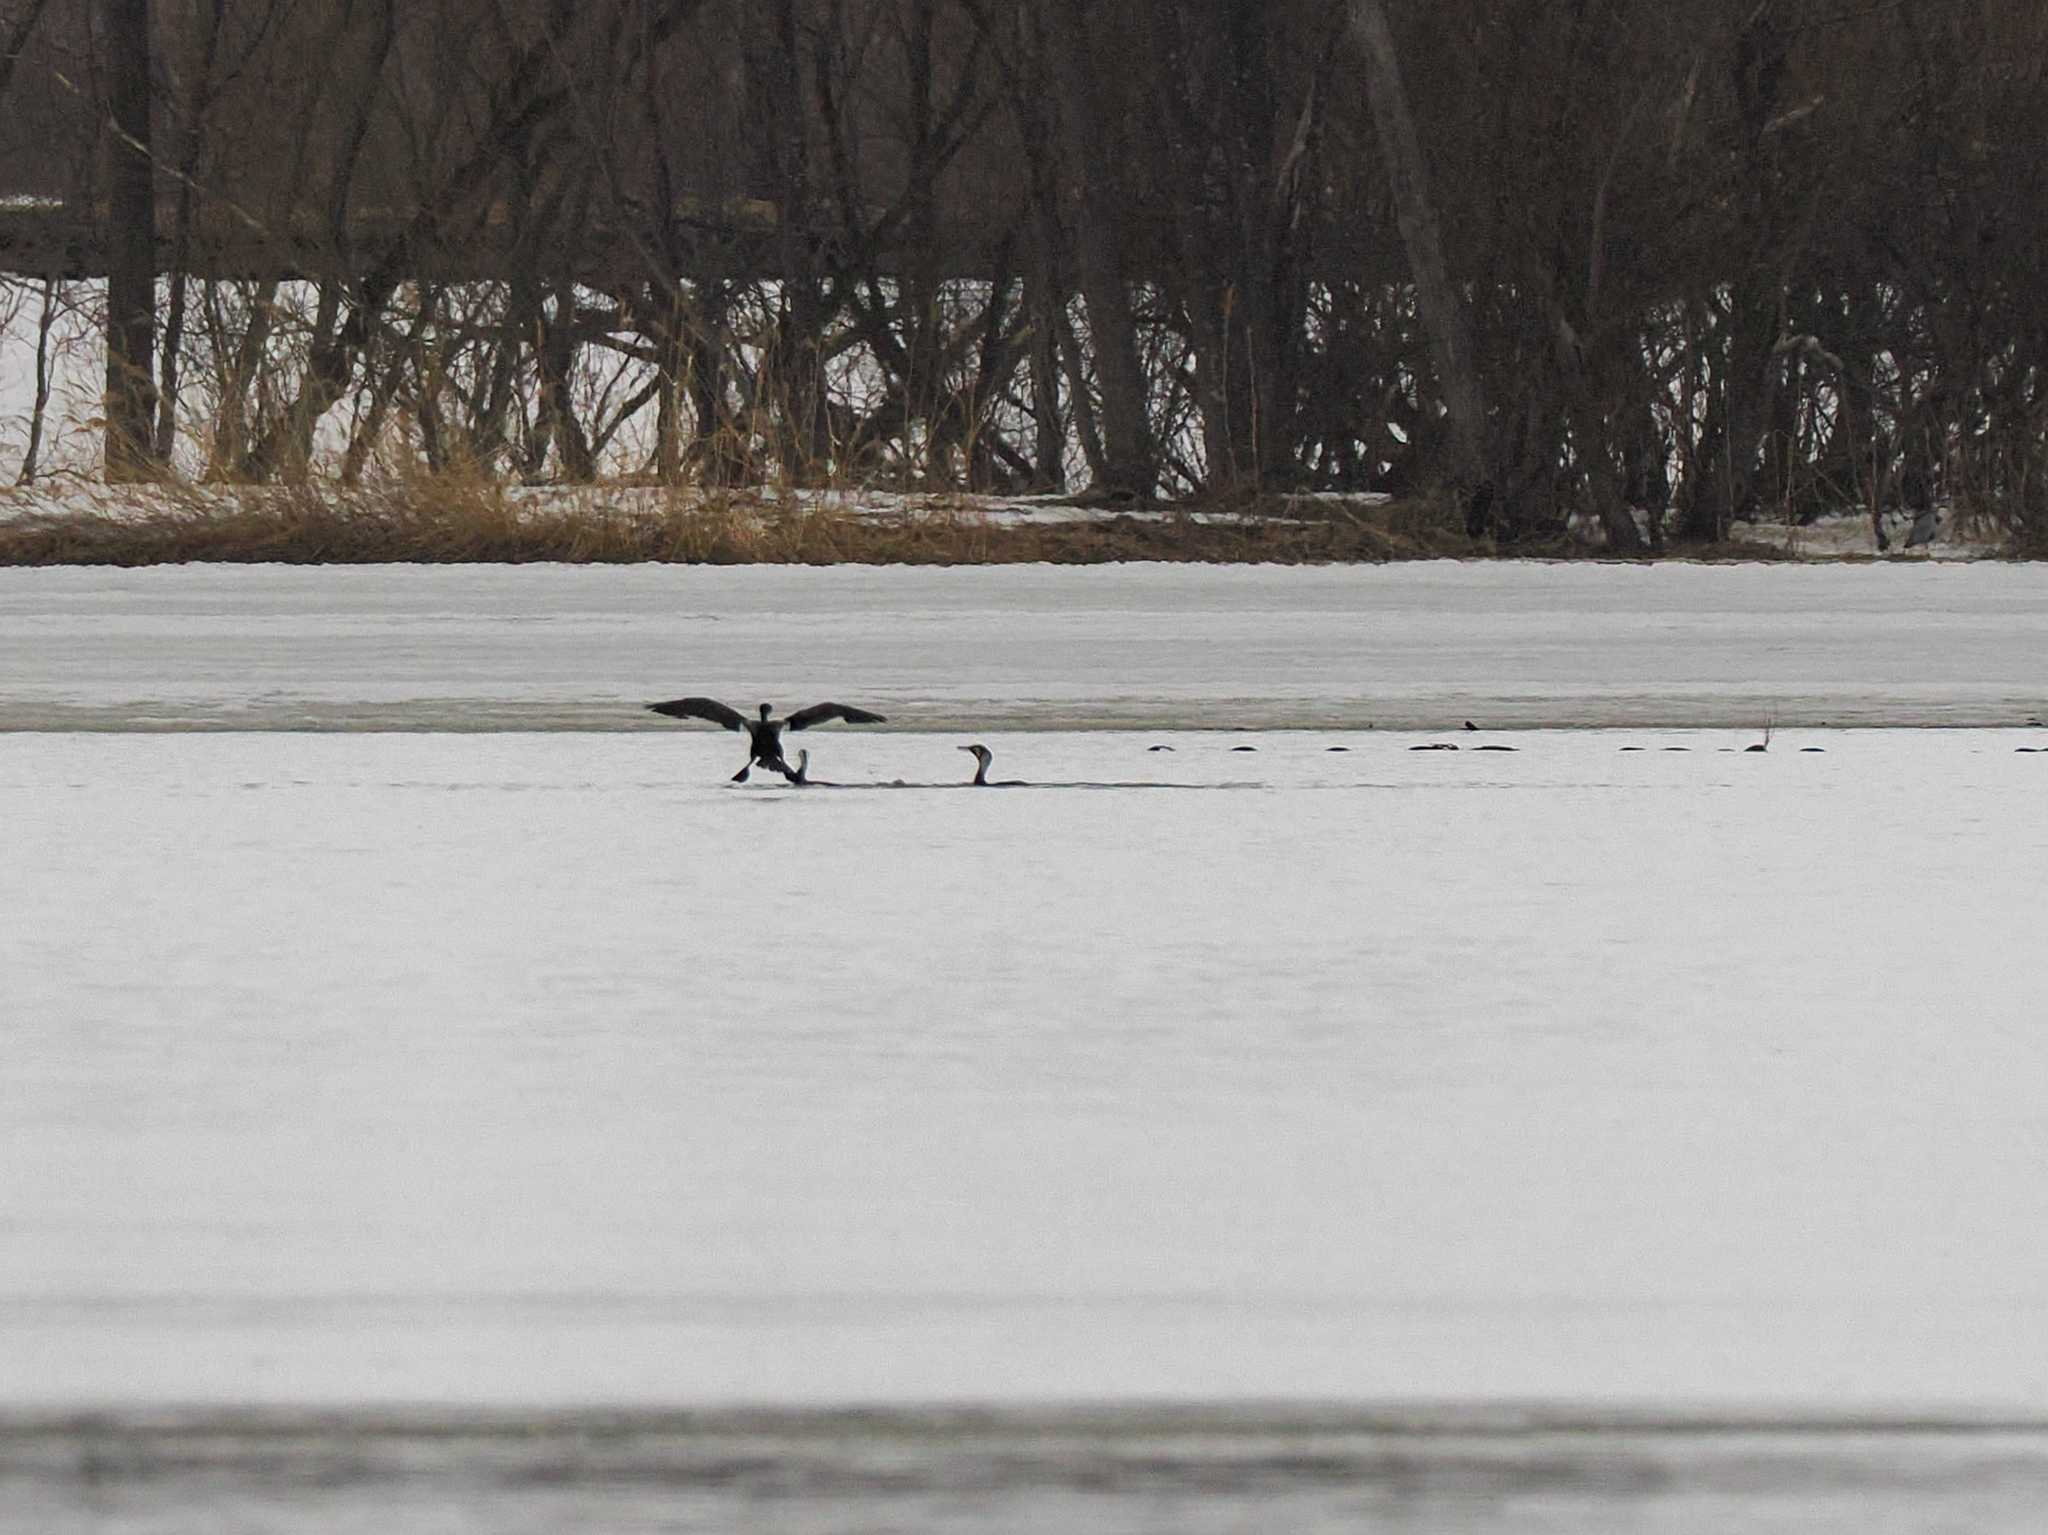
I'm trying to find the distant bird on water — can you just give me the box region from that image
[647,697,886,782]
[960,744,1026,786]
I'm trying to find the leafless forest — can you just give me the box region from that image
[2,0,2044,547]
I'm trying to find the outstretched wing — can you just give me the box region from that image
[786,702,887,731]
[647,696,748,731]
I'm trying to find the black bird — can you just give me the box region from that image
[960,744,1026,786]
[647,697,886,782]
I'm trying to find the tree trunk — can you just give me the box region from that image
[1005,9,1072,491]
[1684,280,1779,540]
[0,0,56,111]
[1023,249,1067,490]
[17,276,60,484]
[1043,0,1155,498]
[1344,0,1491,523]
[1680,5,1794,543]
[103,0,160,481]
[683,292,747,486]
[535,283,596,482]
[153,0,225,462]
[651,283,685,487]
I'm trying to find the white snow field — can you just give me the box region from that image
[5,562,2048,1530]
[3,559,2047,731]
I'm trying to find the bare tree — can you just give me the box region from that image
[1343,0,1491,528]
[14,276,63,483]
[0,0,2040,539]
[103,0,159,479]
[1041,0,1155,498]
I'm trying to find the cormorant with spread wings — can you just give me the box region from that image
[646,697,887,782]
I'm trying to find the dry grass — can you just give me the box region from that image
[0,478,1485,566]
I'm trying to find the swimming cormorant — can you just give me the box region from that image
[647,697,886,782]
[960,744,1025,786]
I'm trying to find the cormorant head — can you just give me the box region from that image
[758,703,773,720]
[959,743,992,785]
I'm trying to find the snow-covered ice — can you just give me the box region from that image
[7,560,2047,1528]
[4,727,2046,1412]
[4,560,2047,730]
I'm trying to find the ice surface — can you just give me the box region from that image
[5,728,2046,1411]
[4,560,2047,730]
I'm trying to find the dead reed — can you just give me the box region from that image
[0,479,1480,566]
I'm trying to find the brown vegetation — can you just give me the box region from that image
[0,483,1481,566]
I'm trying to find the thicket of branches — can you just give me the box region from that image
[2,0,2044,545]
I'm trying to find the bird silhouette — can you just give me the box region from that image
[959,744,1027,786]
[647,697,885,782]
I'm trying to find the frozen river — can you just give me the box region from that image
[8,725,2046,1411]
[7,729,2048,1528]
[5,562,2047,1528]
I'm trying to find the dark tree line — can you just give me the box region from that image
[2,0,2044,543]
